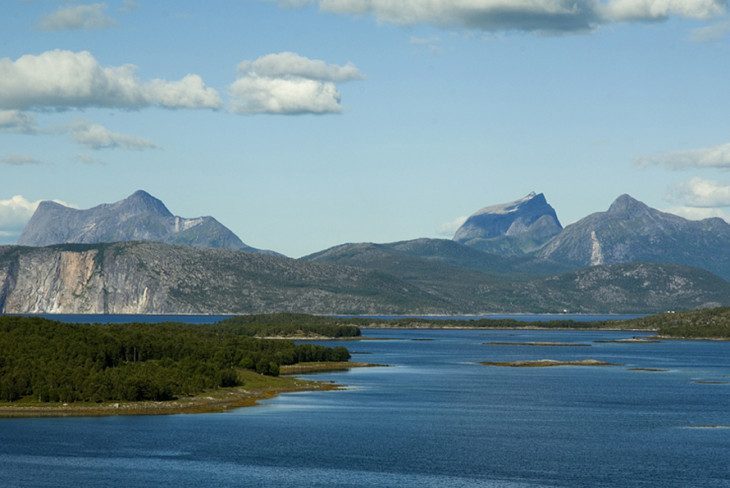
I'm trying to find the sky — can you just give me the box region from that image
[1,0,730,257]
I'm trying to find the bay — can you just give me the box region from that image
[0,317,728,487]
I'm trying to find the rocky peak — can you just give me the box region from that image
[607,194,649,216]
[453,192,563,255]
[116,190,173,217]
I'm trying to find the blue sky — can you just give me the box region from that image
[2,0,730,256]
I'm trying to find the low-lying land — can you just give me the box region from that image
[280,361,384,375]
[481,359,619,367]
[0,370,338,418]
[312,307,730,339]
[0,316,354,415]
[485,341,591,347]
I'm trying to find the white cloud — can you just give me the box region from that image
[410,36,443,53]
[0,154,44,166]
[37,3,115,31]
[283,0,726,32]
[229,52,363,114]
[0,110,37,133]
[598,0,724,22]
[76,153,105,165]
[637,141,730,170]
[666,205,730,222]
[0,195,73,240]
[437,215,468,236]
[692,19,730,41]
[70,121,158,150]
[238,52,363,82]
[667,177,730,208]
[120,0,138,13]
[0,50,221,111]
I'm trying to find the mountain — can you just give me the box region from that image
[453,192,563,255]
[538,194,730,280]
[1,242,725,314]
[17,190,276,254]
[303,238,729,313]
[0,242,445,315]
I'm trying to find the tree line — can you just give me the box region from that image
[0,316,349,404]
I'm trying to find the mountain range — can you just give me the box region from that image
[18,190,276,255]
[3,189,728,314]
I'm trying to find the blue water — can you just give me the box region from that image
[1,326,729,487]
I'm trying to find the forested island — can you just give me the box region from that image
[324,307,730,339]
[0,316,355,413]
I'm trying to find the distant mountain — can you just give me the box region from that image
[18,190,276,255]
[537,194,730,280]
[453,192,562,255]
[302,238,728,313]
[1,241,726,314]
[304,238,570,278]
[0,242,445,314]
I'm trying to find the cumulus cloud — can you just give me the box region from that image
[229,52,363,114]
[282,0,726,32]
[70,121,158,150]
[0,195,73,241]
[0,50,221,111]
[0,110,37,133]
[410,36,443,53]
[667,177,730,208]
[692,19,730,41]
[37,3,115,31]
[637,141,730,170]
[437,215,468,236]
[76,153,105,165]
[0,154,44,166]
[666,205,730,222]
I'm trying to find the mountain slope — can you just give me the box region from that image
[0,242,446,314]
[453,192,563,255]
[303,238,729,313]
[18,190,274,254]
[538,194,730,280]
[1,242,726,314]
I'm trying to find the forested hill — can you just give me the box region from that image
[0,316,350,404]
[610,307,730,339]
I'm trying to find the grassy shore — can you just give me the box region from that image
[0,370,339,418]
[280,361,384,375]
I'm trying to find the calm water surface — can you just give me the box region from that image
[1,318,728,487]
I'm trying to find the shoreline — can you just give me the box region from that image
[0,363,377,419]
[362,324,657,332]
[280,361,386,375]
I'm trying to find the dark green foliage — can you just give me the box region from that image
[614,307,730,338]
[217,313,362,338]
[0,316,350,404]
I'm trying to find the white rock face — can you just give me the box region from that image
[590,230,604,266]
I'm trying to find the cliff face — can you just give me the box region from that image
[453,192,563,255]
[1,240,727,315]
[0,243,444,315]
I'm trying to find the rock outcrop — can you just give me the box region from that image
[453,192,563,255]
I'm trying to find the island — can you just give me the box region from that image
[481,359,619,367]
[0,315,366,417]
[273,307,730,340]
